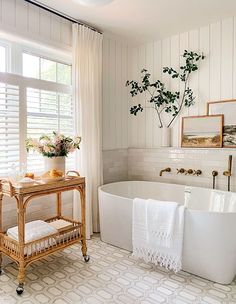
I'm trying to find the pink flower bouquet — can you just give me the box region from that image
[26,132,81,158]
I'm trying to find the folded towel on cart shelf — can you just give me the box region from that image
[7,220,58,243]
[48,219,73,232]
[7,220,58,256]
[6,220,79,256]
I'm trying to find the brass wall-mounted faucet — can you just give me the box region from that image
[223,155,233,191]
[159,167,171,177]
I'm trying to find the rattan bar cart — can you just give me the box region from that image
[0,172,89,294]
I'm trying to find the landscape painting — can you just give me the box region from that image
[207,100,236,148]
[181,115,223,148]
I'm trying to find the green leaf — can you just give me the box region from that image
[130,104,144,116]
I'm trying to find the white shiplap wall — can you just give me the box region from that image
[129,17,236,148]
[102,35,131,150]
[0,0,72,50]
[101,35,131,183]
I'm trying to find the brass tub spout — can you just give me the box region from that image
[159,167,171,177]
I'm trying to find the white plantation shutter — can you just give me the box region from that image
[27,88,74,172]
[0,82,20,175]
[0,71,73,176]
[58,93,75,171]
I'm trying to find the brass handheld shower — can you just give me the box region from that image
[223,155,233,192]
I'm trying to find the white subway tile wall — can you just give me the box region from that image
[103,149,128,184]
[103,148,236,193]
[128,148,236,192]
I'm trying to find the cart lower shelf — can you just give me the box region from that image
[0,217,84,266]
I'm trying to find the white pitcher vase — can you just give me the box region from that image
[44,156,66,174]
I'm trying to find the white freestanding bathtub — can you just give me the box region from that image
[98,181,236,284]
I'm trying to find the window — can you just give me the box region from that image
[23,53,72,85]
[0,41,73,176]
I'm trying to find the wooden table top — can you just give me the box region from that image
[0,176,85,197]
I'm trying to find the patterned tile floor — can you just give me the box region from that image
[0,234,235,304]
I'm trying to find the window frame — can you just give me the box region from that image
[0,39,73,175]
[0,40,11,72]
[22,50,72,85]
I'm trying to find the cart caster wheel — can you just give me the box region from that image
[83,255,90,262]
[16,283,24,295]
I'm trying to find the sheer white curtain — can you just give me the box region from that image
[72,24,103,237]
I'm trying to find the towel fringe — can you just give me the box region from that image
[132,246,182,273]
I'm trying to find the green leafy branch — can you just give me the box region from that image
[126,50,205,128]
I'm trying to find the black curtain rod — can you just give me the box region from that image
[24,0,102,34]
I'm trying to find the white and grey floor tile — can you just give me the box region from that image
[0,234,235,304]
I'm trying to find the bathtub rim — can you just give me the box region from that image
[98,180,236,214]
[99,180,183,201]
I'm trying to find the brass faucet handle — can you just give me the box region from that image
[177,168,185,174]
[193,169,202,176]
[212,170,218,177]
[196,170,202,176]
[223,170,231,177]
[187,169,193,175]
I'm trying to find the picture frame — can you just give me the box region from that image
[181,115,223,148]
[207,99,236,148]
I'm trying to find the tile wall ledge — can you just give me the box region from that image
[128,147,236,151]
[103,148,128,152]
[103,147,236,152]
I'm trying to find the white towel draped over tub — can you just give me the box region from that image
[132,198,185,272]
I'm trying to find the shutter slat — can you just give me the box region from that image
[0,82,20,175]
[27,89,74,172]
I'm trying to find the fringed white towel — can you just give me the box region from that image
[147,199,178,247]
[132,198,148,256]
[132,198,185,272]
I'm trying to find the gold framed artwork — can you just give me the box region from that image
[181,115,223,148]
[207,99,236,148]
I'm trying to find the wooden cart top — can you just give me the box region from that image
[0,176,85,197]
